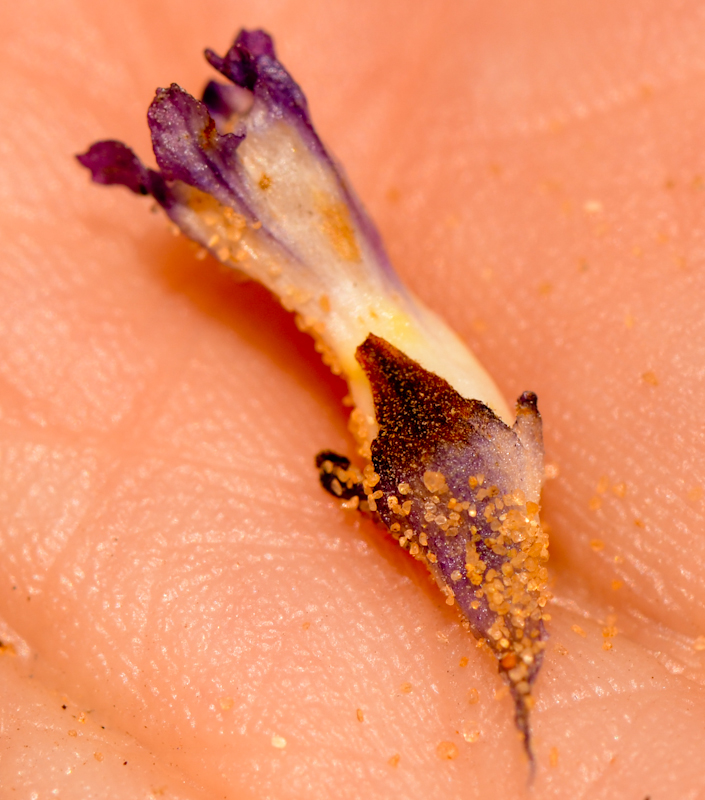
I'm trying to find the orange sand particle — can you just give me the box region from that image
[544,463,560,480]
[494,686,510,701]
[219,697,234,711]
[596,475,610,494]
[588,496,602,511]
[500,652,517,670]
[463,728,481,743]
[693,636,705,652]
[555,644,569,656]
[68,729,78,737]
[611,580,623,591]
[399,682,413,694]
[423,470,449,494]
[642,370,659,386]
[0,642,16,656]
[94,752,103,762]
[468,474,485,489]
[549,746,559,767]
[571,625,587,638]
[459,656,469,668]
[436,741,459,760]
[612,482,627,498]
[688,486,704,502]
[388,753,400,768]
[356,708,365,722]
[302,621,311,630]
[602,622,618,649]
[467,688,479,705]
[590,539,605,552]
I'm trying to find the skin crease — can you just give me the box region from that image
[2,0,705,797]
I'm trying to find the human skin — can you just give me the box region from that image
[2,0,705,797]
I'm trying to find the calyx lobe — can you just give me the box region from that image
[357,334,550,758]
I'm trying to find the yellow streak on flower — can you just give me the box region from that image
[317,197,360,261]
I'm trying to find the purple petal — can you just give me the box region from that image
[205,29,310,130]
[77,140,149,195]
[201,80,253,128]
[147,84,245,207]
[76,141,171,207]
[205,29,276,92]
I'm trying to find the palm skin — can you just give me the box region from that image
[2,1,705,797]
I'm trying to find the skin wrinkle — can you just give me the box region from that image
[2,1,705,798]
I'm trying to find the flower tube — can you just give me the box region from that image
[78,29,509,450]
[78,28,549,762]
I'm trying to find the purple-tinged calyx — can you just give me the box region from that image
[352,334,549,759]
[77,28,511,454]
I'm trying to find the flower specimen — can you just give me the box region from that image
[78,28,550,762]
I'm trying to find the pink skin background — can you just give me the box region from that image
[2,1,705,797]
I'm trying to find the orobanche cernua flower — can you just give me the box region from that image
[78,29,550,764]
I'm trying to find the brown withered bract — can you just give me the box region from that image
[318,334,550,761]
